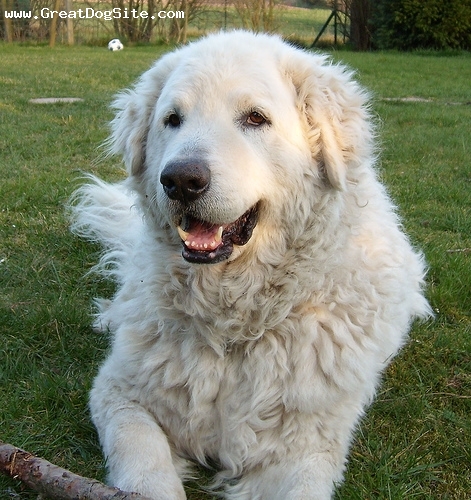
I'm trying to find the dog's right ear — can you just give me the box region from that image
[107,52,182,176]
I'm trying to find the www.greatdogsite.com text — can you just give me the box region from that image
[4,8,185,20]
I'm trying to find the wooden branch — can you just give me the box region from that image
[0,441,152,500]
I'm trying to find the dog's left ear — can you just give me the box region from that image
[284,50,373,191]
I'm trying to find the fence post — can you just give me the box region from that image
[310,4,336,48]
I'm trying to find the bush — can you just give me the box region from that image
[371,0,471,50]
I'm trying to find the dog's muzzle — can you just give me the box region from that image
[160,160,258,264]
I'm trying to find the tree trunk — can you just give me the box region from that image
[49,0,62,47]
[2,0,14,42]
[350,0,372,50]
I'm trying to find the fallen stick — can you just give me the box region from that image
[0,441,152,500]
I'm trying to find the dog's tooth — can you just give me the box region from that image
[177,226,189,242]
[215,226,223,243]
[179,226,222,251]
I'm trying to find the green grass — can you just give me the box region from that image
[1,44,470,499]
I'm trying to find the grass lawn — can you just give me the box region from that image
[1,42,470,499]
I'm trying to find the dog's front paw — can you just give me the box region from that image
[113,471,186,500]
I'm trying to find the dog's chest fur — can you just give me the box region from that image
[104,254,378,473]
[120,317,346,473]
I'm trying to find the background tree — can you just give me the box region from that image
[234,0,278,32]
[370,0,471,50]
[1,0,31,41]
[348,0,371,50]
[106,0,203,43]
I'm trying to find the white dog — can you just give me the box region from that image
[71,31,431,499]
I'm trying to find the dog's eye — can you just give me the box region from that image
[165,113,181,128]
[246,111,267,127]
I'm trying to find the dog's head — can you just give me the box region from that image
[109,31,373,265]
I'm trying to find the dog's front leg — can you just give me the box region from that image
[90,372,186,500]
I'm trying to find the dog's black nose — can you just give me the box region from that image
[160,160,211,204]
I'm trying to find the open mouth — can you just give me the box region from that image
[176,204,259,264]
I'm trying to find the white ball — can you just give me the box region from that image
[108,39,123,51]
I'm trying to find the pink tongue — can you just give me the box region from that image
[186,220,223,250]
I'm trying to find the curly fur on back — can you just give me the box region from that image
[71,31,431,499]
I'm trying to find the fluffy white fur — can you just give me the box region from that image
[71,31,431,499]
